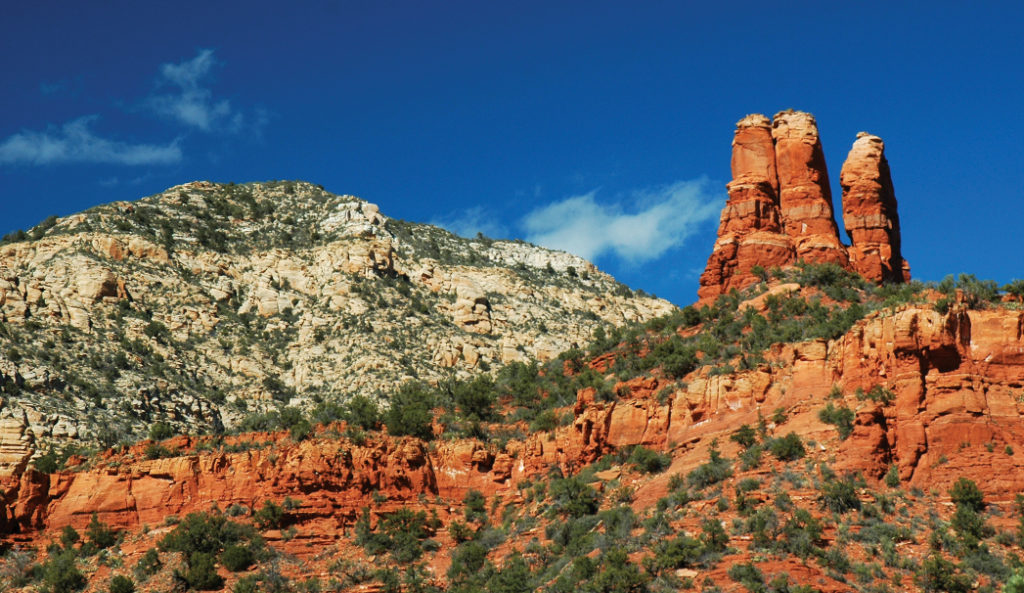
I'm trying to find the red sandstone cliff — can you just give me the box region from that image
[4,300,1023,544]
[699,111,910,302]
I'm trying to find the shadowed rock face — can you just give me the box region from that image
[699,111,910,302]
[840,132,911,283]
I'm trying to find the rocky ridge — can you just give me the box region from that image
[0,181,672,460]
[699,110,910,301]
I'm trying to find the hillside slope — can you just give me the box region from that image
[0,180,672,461]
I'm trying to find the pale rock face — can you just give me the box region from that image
[451,277,492,334]
[0,412,34,478]
[0,180,674,451]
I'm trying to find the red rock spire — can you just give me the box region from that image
[840,132,911,283]
[771,110,848,266]
[697,111,910,303]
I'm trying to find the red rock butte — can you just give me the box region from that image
[698,110,910,302]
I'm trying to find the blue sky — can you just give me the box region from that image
[2,1,1023,305]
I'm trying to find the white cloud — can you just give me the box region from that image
[521,179,723,263]
[0,116,182,166]
[147,49,260,134]
[432,206,508,239]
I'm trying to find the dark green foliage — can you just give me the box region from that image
[448,541,489,584]
[549,474,600,518]
[252,500,285,530]
[937,274,1000,310]
[626,446,671,474]
[687,440,732,489]
[143,443,176,460]
[41,550,86,593]
[220,545,254,572]
[452,376,498,422]
[780,508,823,558]
[109,575,136,593]
[701,517,729,552]
[647,336,699,379]
[134,548,161,580]
[176,552,224,591]
[148,421,175,441]
[356,507,435,563]
[727,562,765,593]
[819,473,861,514]
[343,394,380,430]
[464,490,488,524]
[384,382,436,440]
[646,535,704,575]
[158,511,264,576]
[60,525,81,550]
[475,553,530,593]
[731,424,758,449]
[86,512,118,549]
[818,402,855,440]
[767,432,806,461]
[579,548,648,593]
[884,464,900,488]
[915,554,970,593]
[949,477,985,512]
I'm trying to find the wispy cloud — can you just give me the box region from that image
[0,116,182,166]
[432,206,509,239]
[146,49,263,134]
[521,179,723,263]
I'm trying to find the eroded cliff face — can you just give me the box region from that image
[569,301,1024,497]
[699,111,910,302]
[5,300,1024,546]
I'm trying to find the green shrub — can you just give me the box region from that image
[176,552,224,591]
[687,440,732,489]
[134,548,161,580]
[730,424,758,449]
[627,446,671,474]
[343,395,380,430]
[158,511,263,560]
[220,545,254,572]
[768,432,806,461]
[949,477,985,512]
[464,490,488,524]
[148,421,175,441]
[548,474,600,518]
[42,550,86,593]
[252,500,285,530]
[60,525,81,550]
[384,382,435,441]
[915,553,970,593]
[818,402,855,440]
[109,575,136,593]
[86,512,118,549]
[819,474,861,514]
[727,562,764,592]
[884,465,900,488]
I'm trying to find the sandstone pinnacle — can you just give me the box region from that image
[840,132,911,283]
[698,111,910,302]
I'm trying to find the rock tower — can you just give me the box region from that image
[698,111,909,302]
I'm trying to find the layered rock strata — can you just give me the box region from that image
[4,302,1024,542]
[699,111,910,302]
[840,132,911,283]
